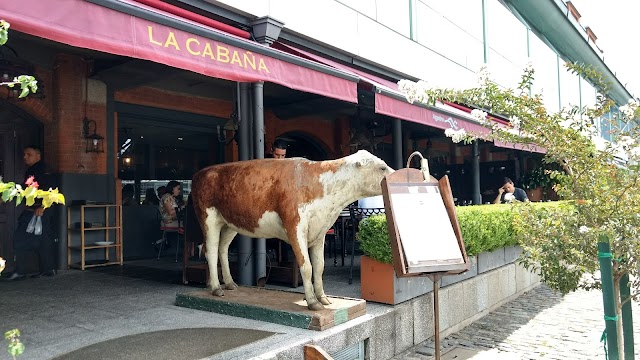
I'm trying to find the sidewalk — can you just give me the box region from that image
[394,285,640,360]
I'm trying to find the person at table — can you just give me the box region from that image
[494,177,529,204]
[142,188,159,205]
[159,181,184,227]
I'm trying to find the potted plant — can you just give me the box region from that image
[357,214,432,305]
[521,163,561,201]
[356,204,533,305]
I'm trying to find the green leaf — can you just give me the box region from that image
[19,87,29,98]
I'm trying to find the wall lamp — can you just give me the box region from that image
[82,118,104,153]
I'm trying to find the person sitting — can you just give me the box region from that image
[157,186,166,199]
[494,177,529,204]
[142,188,159,205]
[159,181,183,227]
[122,184,136,206]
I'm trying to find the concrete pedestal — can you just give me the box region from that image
[176,286,366,331]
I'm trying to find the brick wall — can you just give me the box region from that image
[52,54,107,175]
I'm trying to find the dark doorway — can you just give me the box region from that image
[276,132,328,161]
[0,101,43,272]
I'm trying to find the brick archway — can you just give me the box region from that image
[275,131,330,161]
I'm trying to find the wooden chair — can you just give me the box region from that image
[155,208,185,262]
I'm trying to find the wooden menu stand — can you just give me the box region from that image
[381,152,470,360]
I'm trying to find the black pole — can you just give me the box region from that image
[237,82,254,285]
[392,118,403,169]
[106,87,115,204]
[471,140,482,204]
[253,82,266,284]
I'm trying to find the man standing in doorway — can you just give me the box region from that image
[271,138,287,159]
[6,145,55,280]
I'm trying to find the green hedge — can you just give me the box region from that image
[357,202,571,264]
[457,204,515,257]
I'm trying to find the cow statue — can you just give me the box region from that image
[190,150,394,310]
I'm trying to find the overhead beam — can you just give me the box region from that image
[269,98,354,120]
[92,59,183,90]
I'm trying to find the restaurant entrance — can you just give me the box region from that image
[0,101,43,272]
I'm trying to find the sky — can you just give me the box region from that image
[569,0,640,98]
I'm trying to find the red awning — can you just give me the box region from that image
[374,91,490,134]
[275,42,490,134]
[1,0,358,103]
[274,42,399,91]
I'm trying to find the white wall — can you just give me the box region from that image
[216,0,597,117]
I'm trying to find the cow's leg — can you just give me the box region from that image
[290,226,323,311]
[204,211,225,297]
[218,226,238,290]
[309,242,331,306]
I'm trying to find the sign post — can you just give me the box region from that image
[381,152,470,359]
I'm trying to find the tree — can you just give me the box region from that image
[399,62,640,357]
[0,21,37,98]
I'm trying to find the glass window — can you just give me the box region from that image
[486,0,528,66]
[415,2,484,70]
[488,49,521,89]
[425,0,483,37]
[336,0,377,19]
[529,34,560,113]
[580,78,597,108]
[600,109,614,142]
[559,65,581,109]
[376,0,410,37]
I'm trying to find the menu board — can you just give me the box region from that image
[390,185,464,267]
[382,168,469,276]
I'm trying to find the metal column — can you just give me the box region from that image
[253,82,267,284]
[392,118,403,170]
[237,82,254,285]
[471,140,482,204]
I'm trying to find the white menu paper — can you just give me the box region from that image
[390,186,464,266]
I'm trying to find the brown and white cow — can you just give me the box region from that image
[190,150,394,310]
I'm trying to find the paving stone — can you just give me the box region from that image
[392,285,640,360]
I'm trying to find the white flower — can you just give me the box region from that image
[630,146,640,157]
[619,99,638,119]
[398,79,431,104]
[618,135,635,148]
[445,128,468,143]
[504,193,515,203]
[525,60,534,72]
[510,116,521,130]
[477,65,491,86]
[398,79,418,104]
[471,109,488,123]
[579,226,589,234]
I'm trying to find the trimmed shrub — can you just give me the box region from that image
[357,202,572,264]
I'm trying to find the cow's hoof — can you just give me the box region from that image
[307,302,325,311]
[223,282,238,290]
[211,288,225,297]
[318,295,331,305]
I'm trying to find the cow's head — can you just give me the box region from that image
[346,150,394,197]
